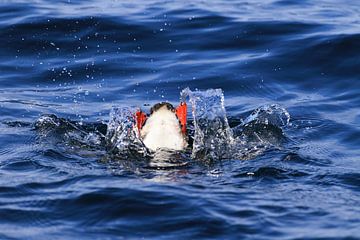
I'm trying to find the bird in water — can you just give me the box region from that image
[134,102,188,152]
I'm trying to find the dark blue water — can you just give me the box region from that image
[1,1,360,239]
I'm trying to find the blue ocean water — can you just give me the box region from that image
[0,0,360,239]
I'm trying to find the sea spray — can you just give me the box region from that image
[34,94,290,161]
[181,88,234,160]
[231,104,291,159]
[106,107,148,157]
[241,104,290,127]
[35,114,105,148]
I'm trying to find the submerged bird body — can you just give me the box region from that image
[137,102,187,151]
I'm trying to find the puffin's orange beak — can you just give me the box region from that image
[175,102,187,134]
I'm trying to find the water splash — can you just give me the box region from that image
[35,114,105,149]
[181,88,234,160]
[34,93,290,162]
[106,107,148,158]
[242,104,290,127]
[231,104,290,159]
[181,89,290,160]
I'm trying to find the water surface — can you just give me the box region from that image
[0,0,360,239]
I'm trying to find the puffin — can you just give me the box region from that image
[135,102,188,152]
